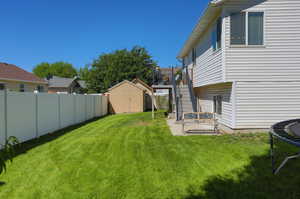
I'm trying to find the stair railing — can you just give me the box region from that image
[185,67,198,112]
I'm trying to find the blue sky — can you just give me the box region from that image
[0,0,209,71]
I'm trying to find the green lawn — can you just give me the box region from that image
[0,112,300,199]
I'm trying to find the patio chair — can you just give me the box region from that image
[182,112,219,134]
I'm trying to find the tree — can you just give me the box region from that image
[33,62,77,78]
[0,137,18,175]
[78,65,91,81]
[87,46,158,93]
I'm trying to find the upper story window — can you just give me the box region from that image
[0,83,5,90]
[230,12,264,46]
[192,48,197,65]
[182,57,186,67]
[19,84,25,92]
[212,18,222,51]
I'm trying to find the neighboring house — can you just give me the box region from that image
[0,62,48,92]
[47,76,87,94]
[108,79,155,114]
[177,0,300,132]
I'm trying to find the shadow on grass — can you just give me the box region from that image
[183,141,300,199]
[0,181,5,186]
[13,116,108,158]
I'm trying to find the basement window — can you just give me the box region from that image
[213,95,222,115]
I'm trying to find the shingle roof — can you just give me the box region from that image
[78,80,87,89]
[47,76,76,88]
[0,62,47,84]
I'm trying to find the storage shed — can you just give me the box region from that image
[108,80,148,114]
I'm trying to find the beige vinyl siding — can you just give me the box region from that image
[224,0,300,81]
[185,18,224,87]
[195,82,233,128]
[235,81,300,129]
[0,79,48,92]
[109,82,144,114]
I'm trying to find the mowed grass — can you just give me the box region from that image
[1,112,300,199]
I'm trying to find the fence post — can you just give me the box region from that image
[85,94,88,121]
[58,94,61,129]
[35,93,39,138]
[73,94,76,124]
[4,89,8,141]
[93,95,96,118]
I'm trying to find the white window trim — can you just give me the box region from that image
[230,10,265,47]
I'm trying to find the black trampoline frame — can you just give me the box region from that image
[270,119,300,174]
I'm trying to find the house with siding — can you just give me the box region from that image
[47,76,86,94]
[0,62,48,92]
[177,0,300,132]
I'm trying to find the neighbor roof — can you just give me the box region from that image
[47,76,77,88]
[0,62,47,84]
[177,0,227,58]
[78,80,87,89]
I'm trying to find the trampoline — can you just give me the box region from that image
[270,119,300,174]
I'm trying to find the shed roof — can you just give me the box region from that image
[131,78,153,92]
[108,80,145,92]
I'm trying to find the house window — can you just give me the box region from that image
[19,84,25,92]
[0,83,5,90]
[230,12,246,45]
[192,48,196,65]
[37,85,44,92]
[230,12,264,46]
[248,12,264,45]
[213,95,222,115]
[212,18,222,51]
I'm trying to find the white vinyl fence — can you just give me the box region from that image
[0,90,108,145]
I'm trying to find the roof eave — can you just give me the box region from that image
[177,1,223,59]
[0,77,48,85]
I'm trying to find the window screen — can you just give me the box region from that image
[248,12,264,45]
[230,12,246,45]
